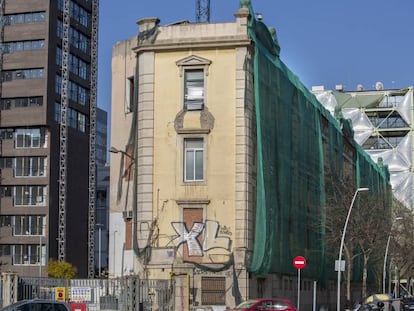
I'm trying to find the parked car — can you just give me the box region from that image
[354,294,395,311]
[401,296,414,311]
[228,298,297,311]
[1,299,71,311]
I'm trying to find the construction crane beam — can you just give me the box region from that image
[196,0,210,23]
[58,0,70,263]
[87,0,99,278]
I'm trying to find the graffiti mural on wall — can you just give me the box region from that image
[171,220,231,257]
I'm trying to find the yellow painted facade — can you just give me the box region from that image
[152,49,237,253]
[111,8,255,308]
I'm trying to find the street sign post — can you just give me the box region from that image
[293,256,307,311]
[293,256,307,269]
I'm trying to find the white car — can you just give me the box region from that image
[1,299,71,311]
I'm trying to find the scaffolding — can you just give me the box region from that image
[58,0,98,278]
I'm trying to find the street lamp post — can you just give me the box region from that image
[337,187,369,311]
[96,224,103,277]
[109,146,135,161]
[113,230,118,276]
[39,234,42,278]
[383,217,403,293]
[39,223,44,278]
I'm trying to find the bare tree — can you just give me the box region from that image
[352,191,389,298]
[324,184,390,305]
[324,182,360,307]
[386,200,414,296]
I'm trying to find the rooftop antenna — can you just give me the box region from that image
[196,0,210,23]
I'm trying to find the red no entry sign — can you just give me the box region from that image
[293,256,306,269]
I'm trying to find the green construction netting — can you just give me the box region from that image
[244,2,391,279]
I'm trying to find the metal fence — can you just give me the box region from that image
[0,273,174,311]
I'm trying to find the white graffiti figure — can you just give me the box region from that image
[171,220,231,257]
[203,220,231,251]
[171,222,204,256]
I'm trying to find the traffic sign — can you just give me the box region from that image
[293,256,306,269]
[55,287,66,301]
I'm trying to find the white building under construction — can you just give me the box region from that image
[314,85,414,209]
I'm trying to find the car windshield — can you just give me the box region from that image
[1,301,69,311]
[272,301,289,309]
[235,301,258,309]
[403,297,414,303]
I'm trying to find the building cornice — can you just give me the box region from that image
[133,38,251,53]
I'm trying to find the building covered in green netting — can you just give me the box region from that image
[245,0,391,274]
[110,0,393,309]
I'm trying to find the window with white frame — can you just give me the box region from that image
[184,69,204,111]
[13,215,44,236]
[13,244,41,265]
[14,186,46,206]
[15,157,46,177]
[176,55,211,111]
[184,138,204,182]
[15,128,41,148]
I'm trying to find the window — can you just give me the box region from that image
[125,77,134,113]
[60,48,89,80]
[15,157,46,177]
[2,68,43,81]
[78,113,86,132]
[55,102,88,133]
[55,75,90,105]
[14,215,44,236]
[14,186,46,206]
[58,0,91,27]
[184,69,204,110]
[15,129,41,148]
[1,96,43,110]
[57,20,90,53]
[13,244,40,265]
[68,108,77,128]
[201,277,225,305]
[184,138,204,182]
[0,158,12,169]
[177,55,211,111]
[4,12,46,25]
[0,215,12,227]
[0,245,11,257]
[3,40,45,54]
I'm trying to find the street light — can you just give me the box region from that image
[337,187,369,311]
[383,217,403,293]
[39,233,42,278]
[96,223,103,277]
[39,223,45,278]
[112,230,118,277]
[109,146,135,161]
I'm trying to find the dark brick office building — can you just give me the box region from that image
[0,0,98,278]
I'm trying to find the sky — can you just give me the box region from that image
[97,0,414,134]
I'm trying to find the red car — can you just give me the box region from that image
[229,298,297,311]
